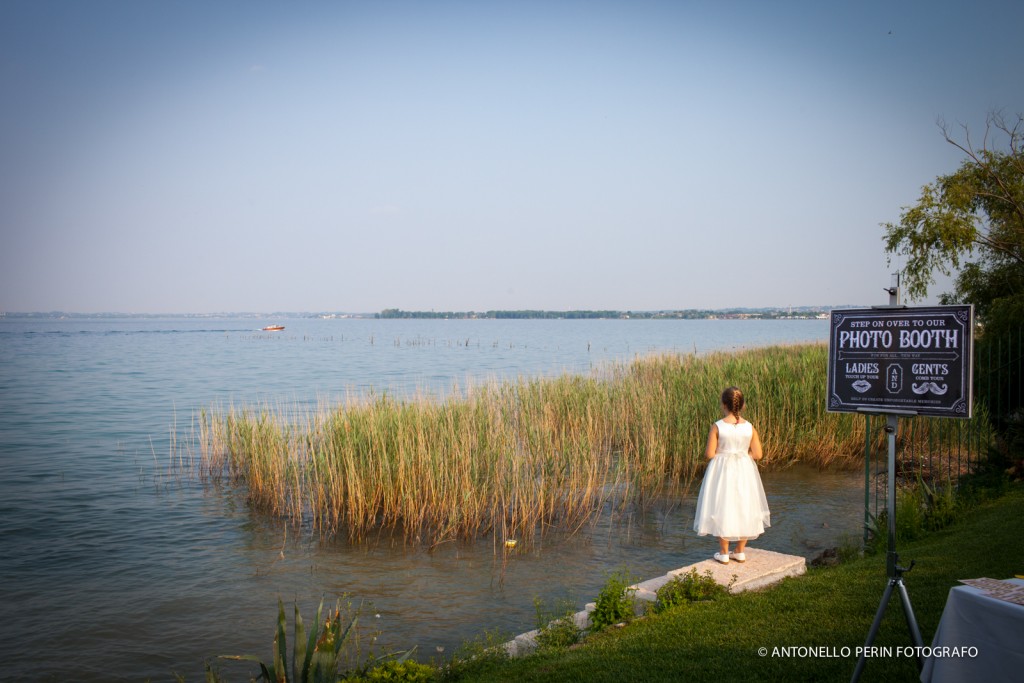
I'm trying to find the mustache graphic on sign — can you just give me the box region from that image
[911,382,948,396]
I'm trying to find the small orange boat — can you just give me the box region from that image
[261,325,285,332]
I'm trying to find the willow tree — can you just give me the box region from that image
[884,113,1024,334]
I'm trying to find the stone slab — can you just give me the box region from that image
[572,609,591,630]
[667,548,806,593]
[506,629,539,657]
[501,548,806,657]
[630,574,674,603]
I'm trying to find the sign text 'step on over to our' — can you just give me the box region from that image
[827,306,974,419]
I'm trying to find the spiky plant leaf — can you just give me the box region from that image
[274,599,288,682]
[217,654,273,682]
[300,598,324,682]
[293,602,306,683]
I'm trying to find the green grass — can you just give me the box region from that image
[448,484,1024,682]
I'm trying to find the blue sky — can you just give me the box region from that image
[2,0,1021,313]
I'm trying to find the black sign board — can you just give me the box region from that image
[827,305,974,418]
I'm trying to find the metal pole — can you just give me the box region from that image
[864,414,871,546]
[886,413,897,575]
[852,412,925,682]
[852,274,926,682]
[885,274,899,570]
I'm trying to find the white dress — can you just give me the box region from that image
[693,419,771,541]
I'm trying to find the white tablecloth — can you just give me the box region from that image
[921,578,1024,682]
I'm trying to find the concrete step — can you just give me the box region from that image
[503,548,806,658]
[668,548,807,594]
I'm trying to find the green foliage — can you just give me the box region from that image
[882,112,1023,444]
[958,445,1015,503]
[534,616,583,653]
[836,534,863,564]
[917,474,958,531]
[345,660,437,682]
[883,113,1024,314]
[865,443,1019,556]
[589,569,637,631]
[216,598,358,683]
[445,486,1024,683]
[652,569,733,614]
[532,595,582,652]
[868,477,966,552]
[442,629,511,680]
[895,484,927,542]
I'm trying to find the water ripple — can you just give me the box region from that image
[0,317,843,681]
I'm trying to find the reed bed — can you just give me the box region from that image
[191,343,989,545]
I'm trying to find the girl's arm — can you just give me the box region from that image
[704,424,719,460]
[749,427,764,461]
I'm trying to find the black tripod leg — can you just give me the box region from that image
[851,579,896,683]
[896,579,925,669]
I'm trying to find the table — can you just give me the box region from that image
[920,578,1024,682]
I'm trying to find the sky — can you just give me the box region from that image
[1,0,1022,314]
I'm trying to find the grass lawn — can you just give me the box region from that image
[451,484,1024,682]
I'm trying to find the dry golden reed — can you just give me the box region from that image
[191,343,989,545]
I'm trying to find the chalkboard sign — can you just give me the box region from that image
[827,305,974,418]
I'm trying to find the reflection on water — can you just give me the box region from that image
[0,317,844,681]
[186,464,864,682]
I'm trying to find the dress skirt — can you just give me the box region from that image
[693,451,771,541]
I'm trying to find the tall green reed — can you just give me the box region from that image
[191,344,988,545]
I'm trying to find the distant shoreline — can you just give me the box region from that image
[374,308,836,320]
[1,306,852,320]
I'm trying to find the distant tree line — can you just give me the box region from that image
[379,309,626,319]
[376,308,828,320]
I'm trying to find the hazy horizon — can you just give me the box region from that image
[3,1,1020,313]
[2,303,863,316]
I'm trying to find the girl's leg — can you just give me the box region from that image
[719,537,730,554]
[736,539,747,553]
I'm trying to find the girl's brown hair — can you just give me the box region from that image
[721,386,744,419]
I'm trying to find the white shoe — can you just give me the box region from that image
[714,552,730,564]
[729,552,746,563]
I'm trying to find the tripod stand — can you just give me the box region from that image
[850,412,925,682]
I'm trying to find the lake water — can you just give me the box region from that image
[0,317,862,681]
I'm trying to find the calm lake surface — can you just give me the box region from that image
[0,317,861,681]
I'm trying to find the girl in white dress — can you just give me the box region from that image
[692,386,771,564]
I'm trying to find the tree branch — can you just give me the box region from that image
[941,114,1024,237]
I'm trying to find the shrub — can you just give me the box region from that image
[534,615,582,653]
[836,534,863,563]
[919,475,958,531]
[442,629,510,680]
[652,568,732,614]
[345,660,436,682]
[958,446,1015,504]
[867,471,976,554]
[589,569,637,631]
[532,595,582,652]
